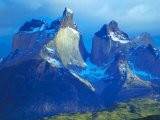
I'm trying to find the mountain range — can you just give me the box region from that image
[0,8,160,120]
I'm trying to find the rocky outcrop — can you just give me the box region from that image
[89,20,159,105]
[0,8,93,120]
[11,8,88,69]
[91,30,111,66]
[127,44,160,80]
[12,19,49,52]
[91,21,130,66]
[79,35,88,61]
[61,8,77,29]
[48,26,86,68]
[0,7,160,120]
[91,21,155,66]
[101,52,157,105]
[78,52,158,106]
[131,32,154,48]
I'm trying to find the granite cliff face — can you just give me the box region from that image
[91,21,154,66]
[131,32,154,47]
[91,21,130,66]
[11,8,88,69]
[80,20,159,105]
[0,8,98,120]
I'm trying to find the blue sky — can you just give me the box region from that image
[0,0,160,57]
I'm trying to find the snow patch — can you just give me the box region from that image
[24,25,45,33]
[109,32,129,44]
[40,44,62,68]
[44,29,56,34]
[66,8,73,14]
[78,58,110,81]
[45,56,62,68]
[46,47,55,54]
[128,61,160,80]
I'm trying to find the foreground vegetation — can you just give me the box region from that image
[42,99,160,120]
[136,115,160,120]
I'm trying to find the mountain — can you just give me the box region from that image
[0,8,100,120]
[131,32,154,47]
[10,7,88,69]
[0,59,101,120]
[91,21,130,66]
[91,21,154,66]
[78,52,157,106]
[101,52,156,105]
[79,21,160,105]
[0,8,160,120]
[127,44,160,82]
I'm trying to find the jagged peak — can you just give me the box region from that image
[146,44,156,54]
[61,7,77,29]
[109,20,118,26]
[131,44,157,56]
[133,32,154,47]
[19,19,47,32]
[63,7,73,15]
[94,22,129,42]
[18,8,76,33]
[95,24,108,38]
[135,32,152,40]
[63,7,74,18]
[147,43,154,49]
[108,20,119,32]
[139,32,152,38]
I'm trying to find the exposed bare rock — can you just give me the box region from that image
[101,52,157,105]
[91,21,130,66]
[7,8,88,69]
[91,21,155,66]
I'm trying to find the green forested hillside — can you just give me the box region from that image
[42,99,160,120]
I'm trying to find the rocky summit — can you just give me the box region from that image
[0,8,160,120]
[91,21,154,66]
[10,7,88,69]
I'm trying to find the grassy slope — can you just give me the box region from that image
[135,115,160,120]
[42,99,160,120]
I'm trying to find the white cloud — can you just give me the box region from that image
[128,5,148,16]
[0,0,160,37]
[0,0,160,56]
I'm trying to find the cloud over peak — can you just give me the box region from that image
[0,0,159,52]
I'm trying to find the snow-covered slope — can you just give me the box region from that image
[109,31,129,44]
[108,20,130,44]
